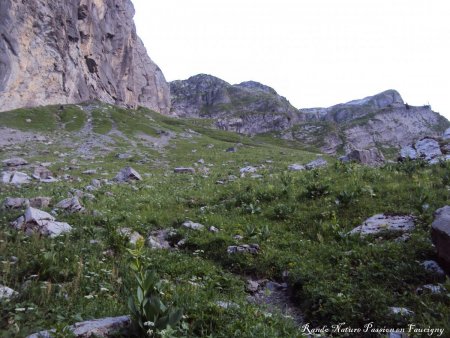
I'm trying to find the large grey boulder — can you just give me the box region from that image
[305,158,328,170]
[2,171,31,184]
[114,167,142,182]
[55,197,85,213]
[27,316,131,338]
[11,207,72,237]
[399,145,417,160]
[349,214,415,236]
[288,164,305,171]
[182,221,204,231]
[32,166,53,180]
[0,0,170,114]
[227,244,260,254]
[2,197,51,209]
[431,206,450,272]
[118,228,143,246]
[340,148,385,166]
[415,138,442,161]
[2,197,28,209]
[147,229,172,250]
[0,285,18,300]
[2,158,28,167]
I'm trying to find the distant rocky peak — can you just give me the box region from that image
[235,81,277,95]
[186,74,230,88]
[343,89,404,109]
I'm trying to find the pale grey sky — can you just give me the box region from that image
[133,0,450,118]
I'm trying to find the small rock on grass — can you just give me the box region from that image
[0,285,18,300]
[114,166,142,182]
[118,228,143,245]
[182,220,204,230]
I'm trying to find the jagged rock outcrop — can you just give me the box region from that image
[340,148,385,166]
[0,0,170,114]
[170,74,300,134]
[289,90,449,154]
[399,135,450,164]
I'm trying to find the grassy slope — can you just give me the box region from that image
[0,104,449,337]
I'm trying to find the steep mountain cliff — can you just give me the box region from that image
[170,74,301,134]
[0,0,170,114]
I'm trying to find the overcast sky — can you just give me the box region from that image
[133,0,450,118]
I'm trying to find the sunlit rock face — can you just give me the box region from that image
[0,0,170,114]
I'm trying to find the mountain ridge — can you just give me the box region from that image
[169,74,449,155]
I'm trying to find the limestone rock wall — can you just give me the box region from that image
[0,0,170,114]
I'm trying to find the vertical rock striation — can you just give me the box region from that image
[0,0,170,114]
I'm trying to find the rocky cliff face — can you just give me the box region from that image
[170,74,300,134]
[291,90,449,154]
[0,0,170,114]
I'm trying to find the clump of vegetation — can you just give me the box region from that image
[127,240,184,337]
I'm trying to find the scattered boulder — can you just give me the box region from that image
[2,157,28,167]
[2,171,31,184]
[27,316,131,338]
[32,166,53,180]
[399,145,417,160]
[349,214,415,236]
[0,285,18,300]
[209,226,219,233]
[246,280,260,293]
[305,157,328,170]
[91,179,102,188]
[340,148,385,166]
[416,284,446,294]
[389,307,414,317]
[415,138,442,161]
[55,197,85,214]
[215,301,239,309]
[288,164,305,171]
[2,197,28,209]
[421,260,445,277]
[227,244,260,254]
[2,197,51,209]
[118,228,144,246]
[431,206,450,272]
[11,207,72,237]
[114,167,142,182]
[174,167,195,174]
[82,169,97,175]
[240,166,257,174]
[147,229,172,250]
[117,153,133,159]
[182,221,204,230]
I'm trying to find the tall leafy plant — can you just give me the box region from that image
[127,240,183,337]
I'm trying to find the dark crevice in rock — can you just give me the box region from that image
[1,33,17,56]
[78,5,88,20]
[85,57,98,74]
